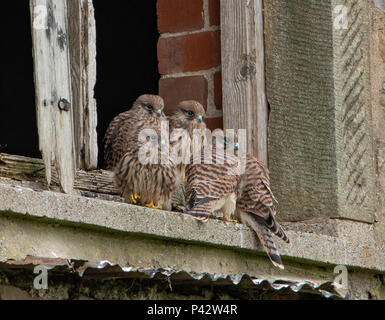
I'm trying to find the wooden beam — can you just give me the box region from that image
[220,0,268,164]
[67,0,98,170]
[0,153,117,196]
[30,0,76,193]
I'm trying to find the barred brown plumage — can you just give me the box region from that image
[107,94,178,210]
[184,142,242,221]
[103,94,165,170]
[236,155,289,269]
[168,100,206,184]
[113,133,177,210]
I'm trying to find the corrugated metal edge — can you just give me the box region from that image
[0,256,346,299]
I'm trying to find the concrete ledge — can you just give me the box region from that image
[0,182,384,272]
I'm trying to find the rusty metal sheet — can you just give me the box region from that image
[0,256,345,299]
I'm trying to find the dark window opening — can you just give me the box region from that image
[93,0,160,168]
[0,2,40,158]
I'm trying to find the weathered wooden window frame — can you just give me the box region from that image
[2,0,267,197]
[220,0,268,165]
[29,0,98,194]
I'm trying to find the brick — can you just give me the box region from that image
[158,31,221,74]
[158,36,184,74]
[159,76,208,114]
[205,117,223,131]
[209,0,220,26]
[157,0,204,33]
[213,71,222,109]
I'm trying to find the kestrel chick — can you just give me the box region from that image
[184,140,242,222]
[171,131,240,212]
[103,94,165,170]
[114,128,177,211]
[168,100,206,184]
[169,100,206,136]
[236,156,289,269]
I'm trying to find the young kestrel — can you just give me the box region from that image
[173,133,240,212]
[184,138,243,222]
[106,94,177,210]
[103,94,165,170]
[236,156,290,269]
[168,100,206,136]
[114,129,177,211]
[168,100,206,185]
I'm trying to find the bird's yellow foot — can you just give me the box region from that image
[145,202,162,210]
[221,217,239,223]
[183,177,187,183]
[130,193,140,204]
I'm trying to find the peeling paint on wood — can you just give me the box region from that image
[30,0,76,194]
[68,0,98,170]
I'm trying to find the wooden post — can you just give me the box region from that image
[67,0,98,170]
[220,0,268,164]
[30,0,75,193]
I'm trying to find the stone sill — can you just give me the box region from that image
[0,181,383,273]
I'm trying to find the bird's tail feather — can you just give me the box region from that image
[239,211,285,269]
[184,197,217,222]
[185,203,211,221]
[184,191,217,221]
[253,209,290,244]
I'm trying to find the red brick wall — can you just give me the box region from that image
[157,0,223,130]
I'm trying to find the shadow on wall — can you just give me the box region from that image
[93,0,160,168]
[0,2,39,158]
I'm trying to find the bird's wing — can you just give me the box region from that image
[103,110,133,169]
[237,156,290,243]
[184,151,241,220]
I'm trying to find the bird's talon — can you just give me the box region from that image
[130,193,140,204]
[221,217,239,223]
[145,202,163,210]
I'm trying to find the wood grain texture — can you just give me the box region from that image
[220,0,268,164]
[0,153,117,196]
[30,0,75,193]
[67,0,98,170]
[0,153,59,185]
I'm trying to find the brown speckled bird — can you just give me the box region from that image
[184,129,289,268]
[169,100,206,136]
[172,132,240,212]
[184,140,242,222]
[114,130,177,210]
[103,94,165,170]
[236,156,290,269]
[168,100,206,184]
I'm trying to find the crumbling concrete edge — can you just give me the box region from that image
[0,182,383,271]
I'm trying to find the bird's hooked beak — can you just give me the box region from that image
[156,109,162,116]
[234,143,240,151]
[197,115,203,123]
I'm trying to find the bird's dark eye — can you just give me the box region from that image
[184,110,195,118]
[146,104,154,111]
